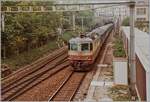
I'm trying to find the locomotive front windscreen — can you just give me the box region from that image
[81,43,93,52]
[81,43,89,51]
[70,43,78,51]
[69,42,93,52]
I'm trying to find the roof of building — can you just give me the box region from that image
[122,26,150,72]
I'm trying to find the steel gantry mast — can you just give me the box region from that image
[129,1,136,95]
[148,0,150,101]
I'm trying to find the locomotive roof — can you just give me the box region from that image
[69,37,92,43]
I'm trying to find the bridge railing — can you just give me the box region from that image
[1,5,95,12]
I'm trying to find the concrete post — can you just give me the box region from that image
[41,6,44,12]
[146,72,150,101]
[129,2,136,93]
[119,11,121,35]
[148,0,150,101]
[29,6,32,12]
[69,16,71,25]
[52,6,56,11]
[72,13,75,31]
[1,13,4,32]
[18,6,21,12]
[65,5,68,11]
[7,7,11,12]
[81,17,84,31]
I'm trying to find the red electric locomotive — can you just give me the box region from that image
[68,23,113,71]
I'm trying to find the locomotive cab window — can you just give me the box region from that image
[68,43,70,50]
[81,43,89,51]
[90,43,93,51]
[70,43,78,51]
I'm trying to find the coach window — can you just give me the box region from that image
[70,43,78,51]
[81,43,89,51]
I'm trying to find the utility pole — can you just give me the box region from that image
[72,12,75,31]
[118,8,121,35]
[148,0,150,101]
[81,17,84,32]
[2,13,5,32]
[1,13,6,59]
[69,16,71,25]
[129,2,136,94]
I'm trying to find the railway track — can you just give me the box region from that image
[1,47,69,101]
[2,47,67,85]
[48,72,86,101]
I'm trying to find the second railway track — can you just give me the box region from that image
[49,72,86,101]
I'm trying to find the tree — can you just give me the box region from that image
[1,1,69,58]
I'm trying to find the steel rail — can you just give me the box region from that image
[48,72,86,101]
[48,71,74,101]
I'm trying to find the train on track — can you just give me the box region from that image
[68,23,114,71]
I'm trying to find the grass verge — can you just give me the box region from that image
[113,36,126,57]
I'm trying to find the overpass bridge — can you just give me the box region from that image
[1,0,134,13]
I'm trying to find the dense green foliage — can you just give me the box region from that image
[113,36,126,57]
[2,1,64,59]
[2,12,62,58]
[122,17,129,26]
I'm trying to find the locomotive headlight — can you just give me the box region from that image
[86,56,92,60]
[86,56,89,59]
